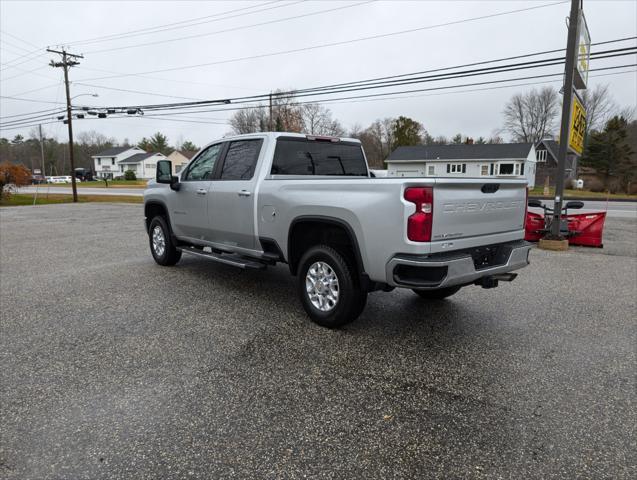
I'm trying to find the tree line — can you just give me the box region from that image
[1,83,634,190]
[0,130,198,177]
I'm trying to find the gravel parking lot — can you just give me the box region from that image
[1,203,635,479]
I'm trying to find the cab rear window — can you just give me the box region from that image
[271,137,368,176]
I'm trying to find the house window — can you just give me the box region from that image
[514,164,520,175]
[97,158,101,166]
[121,165,125,172]
[111,158,115,165]
[481,165,489,176]
[145,163,155,169]
[489,163,494,175]
[427,165,435,176]
[446,163,466,174]
[499,163,514,175]
[536,150,547,162]
[521,163,525,175]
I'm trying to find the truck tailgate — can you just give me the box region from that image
[431,179,526,241]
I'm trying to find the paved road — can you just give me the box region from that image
[19,186,144,196]
[529,200,636,219]
[16,186,637,218]
[1,204,635,479]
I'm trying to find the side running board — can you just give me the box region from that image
[177,246,267,270]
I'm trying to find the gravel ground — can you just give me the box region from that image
[1,203,635,480]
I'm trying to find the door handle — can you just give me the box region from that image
[196,188,207,195]
[237,190,252,197]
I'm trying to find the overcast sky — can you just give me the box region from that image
[1,0,636,147]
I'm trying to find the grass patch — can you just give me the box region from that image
[530,187,637,200]
[1,193,142,206]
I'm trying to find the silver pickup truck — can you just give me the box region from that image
[144,132,531,327]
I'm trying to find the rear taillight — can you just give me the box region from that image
[404,187,433,242]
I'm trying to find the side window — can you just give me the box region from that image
[220,140,263,180]
[183,144,223,181]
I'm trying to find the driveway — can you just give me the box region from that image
[1,203,635,479]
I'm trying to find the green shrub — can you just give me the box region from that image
[124,170,137,180]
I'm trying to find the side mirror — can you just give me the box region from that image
[156,160,179,189]
[528,199,543,208]
[565,201,584,210]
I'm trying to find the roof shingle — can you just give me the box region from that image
[387,143,533,162]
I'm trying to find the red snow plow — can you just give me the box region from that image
[525,199,606,248]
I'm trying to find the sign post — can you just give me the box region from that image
[549,0,588,239]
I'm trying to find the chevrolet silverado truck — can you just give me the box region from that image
[144,132,532,328]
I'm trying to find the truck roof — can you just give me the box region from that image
[220,131,362,144]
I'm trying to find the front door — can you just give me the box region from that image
[208,139,263,251]
[171,143,223,240]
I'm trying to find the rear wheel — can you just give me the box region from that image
[412,286,462,300]
[297,245,366,328]
[149,216,182,266]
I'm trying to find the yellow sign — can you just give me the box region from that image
[569,94,586,155]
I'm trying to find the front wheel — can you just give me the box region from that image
[149,216,182,266]
[297,245,366,328]
[412,285,462,300]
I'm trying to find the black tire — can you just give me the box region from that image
[148,216,182,266]
[412,285,462,300]
[297,245,367,328]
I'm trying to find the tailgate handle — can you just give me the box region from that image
[481,183,500,194]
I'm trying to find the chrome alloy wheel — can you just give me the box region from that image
[305,261,340,312]
[152,225,166,257]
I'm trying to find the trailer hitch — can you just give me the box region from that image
[475,272,518,289]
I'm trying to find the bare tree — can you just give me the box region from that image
[300,104,344,136]
[229,107,267,134]
[502,87,559,143]
[582,84,617,136]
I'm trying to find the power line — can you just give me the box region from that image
[90,46,636,112]
[0,95,67,105]
[74,1,568,81]
[3,65,635,133]
[0,29,41,50]
[0,106,66,120]
[83,1,374,54]
[63,0,286,46]
[98,64,637,119]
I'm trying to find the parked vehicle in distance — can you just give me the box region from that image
[31,175,47,184]
[48,176,75,184]
[144,132,532,328]
[74,168,93,182]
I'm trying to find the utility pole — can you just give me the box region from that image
[269,92,273,131]
[48,48,83,202]
[551,0,582,237]
[38,124,45,176]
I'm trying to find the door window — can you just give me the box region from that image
[219,140,263,180]
[183,144,223,181]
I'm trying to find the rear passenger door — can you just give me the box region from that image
[208,139,264,251]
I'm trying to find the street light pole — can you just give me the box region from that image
[551,0,582,237]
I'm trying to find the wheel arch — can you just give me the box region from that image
[144,201,170,233]
[287,215,367,283]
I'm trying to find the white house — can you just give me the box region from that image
[92,146,146,180]
[385,143,537,188]
[117,152,168,180]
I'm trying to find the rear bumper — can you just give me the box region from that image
[386,240,532,289]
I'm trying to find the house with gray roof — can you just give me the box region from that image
[92,146,146,180]
[385,143,537,187]
[117,152,168,180]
